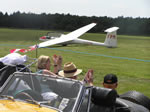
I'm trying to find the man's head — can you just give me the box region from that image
[103,74,118,89]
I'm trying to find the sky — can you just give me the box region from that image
[0,0,150,18]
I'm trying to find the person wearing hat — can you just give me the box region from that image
[58,62,93,86]
[103,74,118,90]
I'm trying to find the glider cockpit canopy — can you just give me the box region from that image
[40,32,63,41]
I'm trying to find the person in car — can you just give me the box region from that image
[36,55,62,101]
[58,62,94,86]
[103,73,118,90]
[102,73,120,97]
[36,55,62,76]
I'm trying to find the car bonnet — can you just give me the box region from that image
[0,100,58,112]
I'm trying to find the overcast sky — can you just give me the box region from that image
[0,0,150,18]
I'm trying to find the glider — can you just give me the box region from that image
[39,23,119,48]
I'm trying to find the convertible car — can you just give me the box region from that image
[0,72,149,112]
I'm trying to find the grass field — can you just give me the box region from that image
[0,28,150,97]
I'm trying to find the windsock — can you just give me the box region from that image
[10,45,38,53]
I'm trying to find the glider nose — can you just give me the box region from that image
[40,36,46,40]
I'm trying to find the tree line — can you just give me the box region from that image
[0,11,150,36]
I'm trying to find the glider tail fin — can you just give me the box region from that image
[104,27,119,47]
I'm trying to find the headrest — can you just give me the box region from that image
[55,79,80,98]
[91,86,117,106]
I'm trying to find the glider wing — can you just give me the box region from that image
[38,23,96,48]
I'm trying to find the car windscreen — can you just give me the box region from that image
[0,73,83,111]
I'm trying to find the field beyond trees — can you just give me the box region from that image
[0,28,150,97]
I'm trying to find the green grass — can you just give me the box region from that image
[0,28,150,97]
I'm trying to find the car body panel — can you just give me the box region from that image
[0,100,58,112]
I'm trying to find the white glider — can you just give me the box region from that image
[38,23,96,48]
[39,23,119,48]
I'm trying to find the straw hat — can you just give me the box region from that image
[58,62,82,78]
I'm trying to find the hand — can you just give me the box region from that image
[52,55,62,66]
[84,69,94,86]
[52,54,58,65]
[57,55,62,66]
[52,55,63,75]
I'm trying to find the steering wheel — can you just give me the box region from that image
[14,89,43,101]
